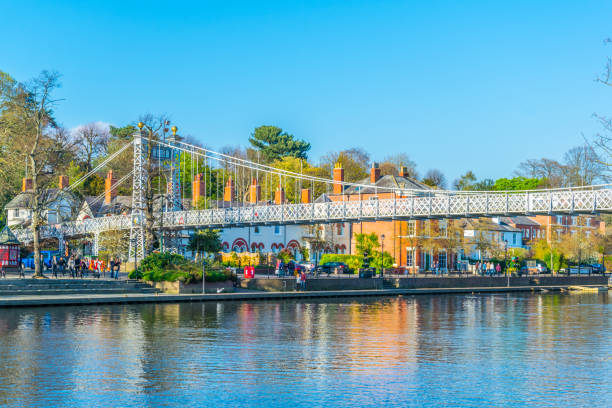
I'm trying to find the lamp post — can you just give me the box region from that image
[504,240,509,287]
[380,234,385,279]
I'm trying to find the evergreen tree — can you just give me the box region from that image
[249,126,310,162]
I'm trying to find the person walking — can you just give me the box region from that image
[495,263,501,275]
[52,256,58,278]
[114,258,121,279]
[300,271,307,291]
[295,271,302,291]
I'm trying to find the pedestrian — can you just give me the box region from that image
[114,258,121,279]
[110,258,115,279]
[295,271,302,291]
[495,263,501,275]
[300,271,307,290]
[52,256,58,278]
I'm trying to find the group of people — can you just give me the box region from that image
[49,255,122,279]
[474,261,503,276]
[295,270,307,291]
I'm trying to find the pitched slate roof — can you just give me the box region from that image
[0,226,20,245]
[342,174,431,195]
[461,218,521,232]
[499,216,541,227]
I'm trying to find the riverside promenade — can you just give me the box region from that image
[0,275,608,308]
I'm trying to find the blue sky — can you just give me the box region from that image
[2,0,611,184]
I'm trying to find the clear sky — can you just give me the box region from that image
[2,1,612,184]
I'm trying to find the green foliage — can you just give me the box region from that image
[277,248,294,263]
[249,125,311,162]
[109,124,137,140]
[319,254,361,271]
[371,251,395,269]
[299,246,310,262]
[492,177,544,191]
[354,232,380,256]
[188,229,222,255]
[129,252,232,282]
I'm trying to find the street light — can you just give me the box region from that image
[380,234,385,279]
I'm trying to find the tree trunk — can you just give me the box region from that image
[32,214,42,277]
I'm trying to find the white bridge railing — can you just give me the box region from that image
[12,187,612,243]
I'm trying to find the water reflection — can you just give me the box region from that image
[0,293,611,407]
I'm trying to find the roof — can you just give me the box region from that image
[342,174,431,195]
[0,227,20,245]
[461,218,521,233]
[499,216,541,227]
[5,189,81,210]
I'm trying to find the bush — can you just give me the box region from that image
[319,254,362,272]
[129,252,233,283]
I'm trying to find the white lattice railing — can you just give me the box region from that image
[12,187,612,243]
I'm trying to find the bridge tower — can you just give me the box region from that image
[128,125,146,263]
[162,125,183,253]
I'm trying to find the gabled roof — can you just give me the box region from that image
[461,218,521,233]
[0,226,20,245]
[500,216,541,227]
[5,189,80,210]
[342,174,430,195]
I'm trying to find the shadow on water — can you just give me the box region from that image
[0,292,611,407]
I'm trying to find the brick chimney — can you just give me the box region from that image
[58,175,69,190]
[224,176,235,202]
[249,178,261,204]
[333,162,344,195]
[275,185,285,204]
[192,173,204,207]
[105,170,117,204]
[301,188,312,204]
[399,166,409,178]
[22,178,33,192]
[370,162,381,184]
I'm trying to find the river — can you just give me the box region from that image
[0,292,610,407]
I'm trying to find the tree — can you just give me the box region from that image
[248,126,310,162]
[0,70,75,277]
[380,153,418,178]
[421,169,446,189]
[99,230,129,260]
[188,229,222,261]
[562,145,606,186]
[354,232,379,256]
[492,176,544,191]
[593,231,612,267]
[73,122,110,172]
[454,171,477,190]
[558,229,598,273]
[320,148,370,183]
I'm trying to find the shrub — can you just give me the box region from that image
[319,254,362,272]
[129,252,233,282]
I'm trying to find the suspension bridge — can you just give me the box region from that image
[10,126,612,261]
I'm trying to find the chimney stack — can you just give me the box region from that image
[224,176,235,202]
[370,162,381,184]
[275,185,286,205]
[249,178,261,204]
[105,170,117,204]
[333,162,344,195]
[58,175,69,190]
[399,166,409,178]
[192,173,204,207]
[22,178,33,192]
[301,188,312,204]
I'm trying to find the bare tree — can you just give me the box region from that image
[380,153,418,178]
[2,71,75,277]
[73,122,110,171]
[421,169,446,189]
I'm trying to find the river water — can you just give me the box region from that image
[0,293,611,407]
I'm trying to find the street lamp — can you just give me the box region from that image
[504,240,508,276]
[380,234,385,279]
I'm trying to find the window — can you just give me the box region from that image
[438,251,447,269]
[336,223,345,236]
[406,248,415,267]
[556,215,563,225]
[439,220,447,237]
[13,209,19,218]
[369,197,379,201]
[512,234,516,245]
[407,220,416,237]
[525,229,530,239]
[274,225,282,235]
[253,226,260,234]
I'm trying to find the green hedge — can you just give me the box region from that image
[129,252,232,283]
[319,254,361,272]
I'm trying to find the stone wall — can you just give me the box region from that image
[387,275,608,289]
[149,280,234,294]
[240,277,382,292]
